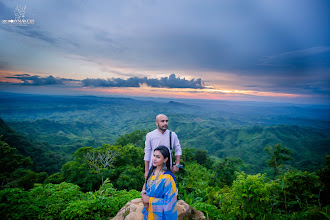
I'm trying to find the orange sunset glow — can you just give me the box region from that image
[74,86,307,101]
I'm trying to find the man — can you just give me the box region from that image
[144,114,182,179]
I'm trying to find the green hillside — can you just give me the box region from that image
[0,94,329,219]
[0,93,329,174]
[0,118,67,173]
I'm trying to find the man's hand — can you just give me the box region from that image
[171,165,179,174]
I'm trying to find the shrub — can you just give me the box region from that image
[28,182,83,219]
[0,180,140,220]
[280,170,321,212]
[215,172,279,219]
[192,202,221,220]
[61,180,140,219]
[0,188,30,219]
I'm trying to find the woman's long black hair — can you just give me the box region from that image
[146,146,171,182]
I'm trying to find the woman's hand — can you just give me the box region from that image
[141,193,150,203]
[141,193,150,210]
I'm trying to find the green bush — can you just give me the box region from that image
[215,172,279,219]
[28,182,83,219]
[61,180,140,219]
[114,165,144,190]
[280,170,321,212]
[178,162,212,201]
[0,188,30,219]
[0,180,140,220]
[44,172,64,184]
[36,172,49,183]
[192,202,221,220]
[287,205,330,219]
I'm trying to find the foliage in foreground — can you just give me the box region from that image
[185,170,330,220]
[1,128,330,220]
[176,153,330,220]
[0,180,140,220]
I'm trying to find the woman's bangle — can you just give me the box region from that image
[141,190,146,196]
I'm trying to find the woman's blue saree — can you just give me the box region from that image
[143,170,178,220]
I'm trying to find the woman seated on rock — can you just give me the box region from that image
[141,146,178,220]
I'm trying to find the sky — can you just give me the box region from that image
[0,0,329,104]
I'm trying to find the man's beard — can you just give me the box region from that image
[158,125,167,131]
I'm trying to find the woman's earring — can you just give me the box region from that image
[162,162,167,171]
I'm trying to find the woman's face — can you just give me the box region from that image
[153,150,168,167]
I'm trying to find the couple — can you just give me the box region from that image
[141,114,182,220]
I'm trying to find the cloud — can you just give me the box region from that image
[241,76,330,97]
[148,74,204,89]
[0,0,329,104]
[6,74,79,86]
[6,73,205,89]
[82,74,205,89]
[82,76,142,88]
[258,47,330,71]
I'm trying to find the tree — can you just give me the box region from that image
[180,147,212,169]
[112,144,144,168]
[227,172,277,219]
[318,155,330,205]
[44,172,63,184]
[84,146,118,170]
[213,157,243,186]
[195,149,208,166]
[179,162,212,201]
[114,129,147,148]
[264,143,293,178]
[84,144,119,182]
[10,168,37,190]
[114,165,144,190]
[0,139,33,189]
[0,119,66,174]
[36,172,49,183]
[60,145,120,191]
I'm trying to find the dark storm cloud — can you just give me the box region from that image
[6,73,204,89]
[7,74,79,86]
[82,77,142,87]
[2,0,329,78]
[82,74,205,89]
[147,74,204,89]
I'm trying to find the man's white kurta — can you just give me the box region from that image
[144,129,182,169]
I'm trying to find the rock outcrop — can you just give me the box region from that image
[111,198,206,220]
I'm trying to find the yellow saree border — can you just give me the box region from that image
[148,197,154,220]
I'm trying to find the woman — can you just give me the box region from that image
[141,146,178,220]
